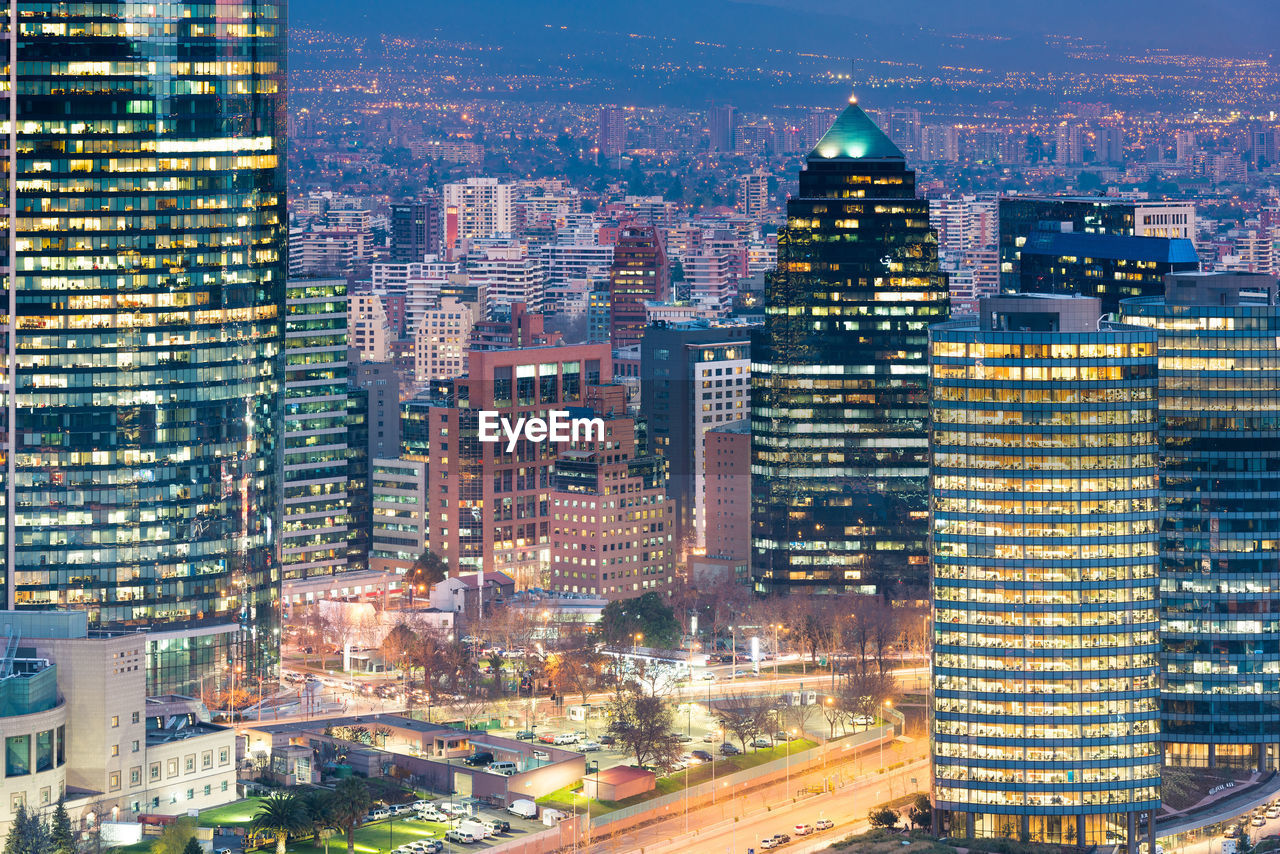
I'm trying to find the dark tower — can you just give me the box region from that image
[750,97,949,594]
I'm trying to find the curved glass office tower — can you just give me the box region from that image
[930,295,1161,846]
[751,98,948,593]
[4,2,287,693]
[1121,272,1280,771]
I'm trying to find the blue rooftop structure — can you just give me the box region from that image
[1024,231,1200,264]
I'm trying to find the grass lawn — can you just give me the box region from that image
[538,738,821,816]
[107,842,153,854]
[246,816,450,854]
[198,797,268,829]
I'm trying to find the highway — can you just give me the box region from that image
[583,742,929,853]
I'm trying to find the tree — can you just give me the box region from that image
[49,800,73,854]
[380,622,418,673]
[300,788,336,841]
[150,818,197,854]
[4,804,50,854]
[328,777,373,854]
[406,549,448,603]
[715,692,774,753]
[607,689,683,771]
[251,792,310,854]
[868,806,899,828]
[907,794,932,829]
[600,592,680,650]
[181,840,202,854]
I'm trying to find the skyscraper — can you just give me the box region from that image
[390,197,442,263]
[443,178,515,250]
[1120,271,1280,771]
[750,97,948,593]
[708,105,738,153]
[930,294,1161,846]
[5,1,288,693]
[597,106,627,161]
[609,225,670,348]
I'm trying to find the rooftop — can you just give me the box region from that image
[808,98,904,162]
[1023,231,1199,265]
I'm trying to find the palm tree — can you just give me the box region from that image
[300,788,335,841]
[250,792,309,854]
[327,777,373,854]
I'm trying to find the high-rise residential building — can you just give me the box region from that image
[999,197,1197,293]
[413,297,482,384]
[597,106,627,161]
[1175,130,1198,164]
[416,344,611,588]
[347,293,394,362]
[609,225,671,347]
[548,386,675,600]
[804,109,835,148]
[391,197,443,263]
[930,294,1161,846]
[471,302,563,351]
[283,280,364,581]
[350,353,403,463]
[750,98,949,594]
[1054,122,1084,164]
[640,325,752,555]
[695,419,751,586]
[708,105,738,152]
[443,178,515,249]
[4,1,287,693]
[1016,231,1199,314]
[686,250,735,314]
[468,243,546,315]
[587,286,613,343]
[737,171,770,219]
[1120,271,1280,771]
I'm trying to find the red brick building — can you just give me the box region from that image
[608,224,670,348]
[548,386,675,600]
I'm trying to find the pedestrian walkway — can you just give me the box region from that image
[1158,772,1280,838]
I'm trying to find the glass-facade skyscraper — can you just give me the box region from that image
[1121,271,1280,771]
[5,2,287,694]
[750,98,948,593]
[930,294,1161,847]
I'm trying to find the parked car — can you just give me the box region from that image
[795,824,814,836]
[1267,808,1279,819]
[671,733,693,743]
[692,749,714,762]
[437,802,465,817]
[773,833,792,844]
[753,736,772,748]
[464,751,494,766]
[482,818,511,833]
[701,672,717,680]
[599,734,617,746]
[366,808,391,821]
[488,761,518,776]
[761,838,780,850]
[581,741,601,752]
[444,829,475,844]
[507,799,538,819]
[537,733,557,744]
[718,743,740,755]
[702,732,716,742]
[514,730,536,740]
[816,818,834,831]
[554,733,578,745]
[416,806,447,822]
[1253,817,1267,827]
[774,731,790,742]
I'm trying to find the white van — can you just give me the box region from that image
[458,820,492,840]
[488,761,518,776]
[507,799,538,819]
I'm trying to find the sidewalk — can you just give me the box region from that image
[1158,772,1280,838]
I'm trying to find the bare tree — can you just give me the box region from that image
[715,692,775,753]
[607,690,683,772]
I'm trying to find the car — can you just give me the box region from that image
[773,833,792,844]
[533,749,550,760]
[537,733,557,744]
[701,672,717,680]
[1254,817,1267,827]
[671,733,693,743]
[464,751,494,766]
[703,732,718,742]
[774,731,789,742]
[368,808,391,821]
[390,803,413,815]
[735,669,749,676]
[718,743,740,755]
[554,733,578,745]
[816,818,834,831]
[1267,809,1279,819]
[599,734,617,746]
[581,741,601,752]
[437,802,465,817]
[795,824,814,836]
[761,838,780,850]
[692,749,714,762]
[854,714,875,726]
[417,808,448,822]
[445,829,475,844]
[514,730,536,740]
[482,818,511,833]
[753,736,773,748]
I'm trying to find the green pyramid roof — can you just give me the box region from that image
[808,99,904,162]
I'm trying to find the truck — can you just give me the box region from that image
[507,799,537,820]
